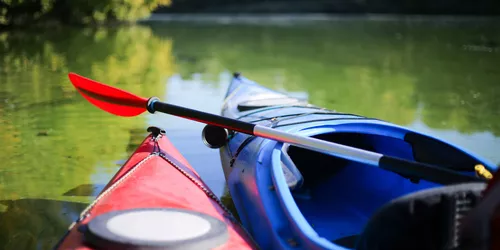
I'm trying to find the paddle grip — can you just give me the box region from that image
[379,156,485,185]
[151,100,255,135]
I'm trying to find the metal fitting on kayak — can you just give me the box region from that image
[147,126,166,137]
[146,97,160,114]
[475,164,493,180]
[202,124,230,149]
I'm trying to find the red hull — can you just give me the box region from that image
[55,127,257,249]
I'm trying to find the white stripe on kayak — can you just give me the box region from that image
[253,125,382,166]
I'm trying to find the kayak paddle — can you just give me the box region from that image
[68,72,488,185]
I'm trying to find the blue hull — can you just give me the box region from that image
[218,73,497,250]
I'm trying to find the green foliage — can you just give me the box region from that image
[57,0,173,25]
[148,21,500,136]
[0,0,172,27]
[0,0,55,26]
[0,25,175,249]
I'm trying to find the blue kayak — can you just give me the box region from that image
[209,73,497,250]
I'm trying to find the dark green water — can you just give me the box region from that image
[1,17,499,249]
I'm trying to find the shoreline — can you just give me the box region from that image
[141,13,500,24]
[2,13,499,32]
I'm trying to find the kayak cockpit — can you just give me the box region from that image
[272,125,492,249]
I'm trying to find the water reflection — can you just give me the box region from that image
[0,17,499,249]
[0,199,88,250]
[146,20,500,163]
[0,25,175,249]
[147,72,233,197]
[62,184,106,197]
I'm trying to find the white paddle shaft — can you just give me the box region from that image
[254,125,383,166]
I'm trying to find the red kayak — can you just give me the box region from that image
[55,126,257,250]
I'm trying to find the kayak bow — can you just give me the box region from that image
[212,73,498,250]
[55,127,257,250]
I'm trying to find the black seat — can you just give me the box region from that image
[355,182,486,250]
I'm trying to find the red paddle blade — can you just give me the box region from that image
[68,73,148,117]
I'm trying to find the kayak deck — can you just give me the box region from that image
[56,127,256,250]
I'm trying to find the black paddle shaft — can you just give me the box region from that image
[150,99,255,135]
[379,156,485,185]
[149,98,486,185]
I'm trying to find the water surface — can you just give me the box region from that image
[0,17,499,249]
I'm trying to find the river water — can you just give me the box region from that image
[0,16,499,249]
